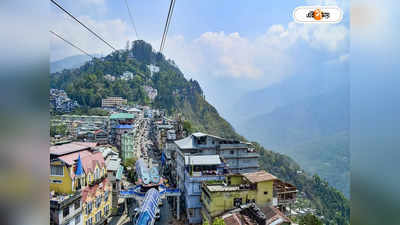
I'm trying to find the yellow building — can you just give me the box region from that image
[201,170,296,224]
[50,142,112,225]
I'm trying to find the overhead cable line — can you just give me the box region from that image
[123,0,139,40]
[50,0,117,51]
[50,30,94,58]
[160,0,176,53]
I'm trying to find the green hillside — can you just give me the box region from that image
[50,40,349,225]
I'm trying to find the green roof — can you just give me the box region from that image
[109,113,135,120]
[116,165,124,180]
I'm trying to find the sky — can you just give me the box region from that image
[50,0,350,118]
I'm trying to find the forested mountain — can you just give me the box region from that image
[238,85,350,197]
[50,40,349,225]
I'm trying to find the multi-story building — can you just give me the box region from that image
[96,146,123,215]
[101,97,127,108]
[177,154,227,224]
[173,132,260,224]
[175,132,259,175]
[121,132,135,163]
[50,191,82,225]
[52,115,109,140]
[50,142,112,225]
[201,171,297,224]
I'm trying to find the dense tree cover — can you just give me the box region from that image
[298,214,323,225]
[203,217,225,225]
[123,157,138,181]
[71,107,109,116]
[256,142,350,225]
[50,40,349,225]
[50,124,68,137]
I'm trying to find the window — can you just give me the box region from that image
[75,214,81,224]
[189,209,195,217]
[95,168,100,180]
[87,201,93,214]
[230,150,234,155]
[74,200,80,210]
[104,191,109,201]
[86,217,93,225]
[234,198,242,207]
[62,206,69,218]
[105,205,109,215]
[264,191,268,195]
[50,179,62,184]
[51,165,64,176]
[96,196,101,208]
[95,211,101,222]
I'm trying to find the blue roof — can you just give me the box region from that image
[135,188,160,225]
[75,154,84,176]
[114,124,133,129]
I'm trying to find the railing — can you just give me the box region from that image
[50,190,81,209]
[278,198,296,205]
[219,143,248,149]
[184,171,225,183]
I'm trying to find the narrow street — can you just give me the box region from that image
[112,117,173,225]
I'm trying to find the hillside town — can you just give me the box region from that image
[50,95,306,225]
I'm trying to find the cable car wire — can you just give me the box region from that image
[123,0,139,40]
[50,30,94,58]
[50,0,117,51]
[160,0,176,53]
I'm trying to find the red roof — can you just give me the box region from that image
[223,213,245,225]
[81,178,109,202]
[58,150,92,166]
[50,142,97,156]
[81,152,105,174]
[94,129,106,135]
[261,206,292,225]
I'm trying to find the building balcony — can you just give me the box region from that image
[184,171,225,183]
[221,152,260,159]
[219,143,249,149]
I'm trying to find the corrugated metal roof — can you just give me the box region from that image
[192,132,223,140]
[50,142,95,155]
[109,113,135,119]
[243,170,277,183]
[114,124,133,129]
[174,136,194,149]
[127,108,141,112]
[184,155,221,165]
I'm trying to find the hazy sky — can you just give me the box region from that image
[50,0,349,117]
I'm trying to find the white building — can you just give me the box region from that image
[121,71,134,80]
[50,191,83,225]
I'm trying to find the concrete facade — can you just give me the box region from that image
[173,132,260,224]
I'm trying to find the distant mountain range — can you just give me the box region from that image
[231,71,350,197]
[50,54,100,73]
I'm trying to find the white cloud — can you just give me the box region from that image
[50,11,136,61]
[164,22,348,84]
